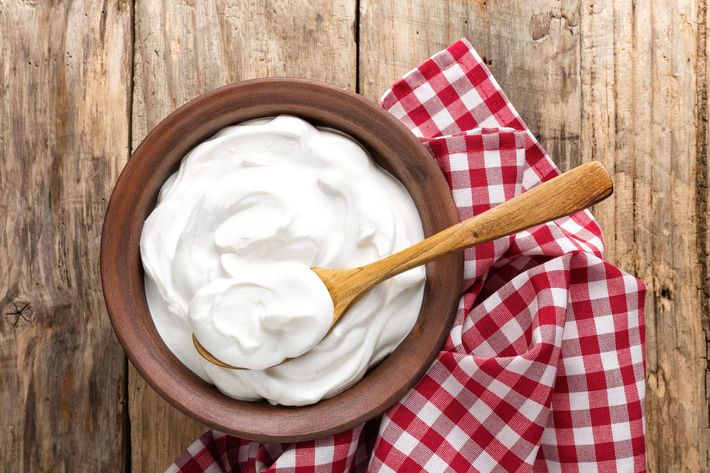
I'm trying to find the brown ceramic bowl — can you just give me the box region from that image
[101,78,462,442]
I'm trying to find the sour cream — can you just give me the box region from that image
[141,115,425,406]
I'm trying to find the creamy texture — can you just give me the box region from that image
[189,261,333,370]
[141,115,425,406]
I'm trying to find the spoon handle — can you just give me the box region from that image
[336,161,612,297]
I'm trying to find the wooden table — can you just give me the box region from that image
[1,1,707,471]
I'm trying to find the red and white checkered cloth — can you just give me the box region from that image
[168,39,646,473]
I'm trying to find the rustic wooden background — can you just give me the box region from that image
[1,0,708,471]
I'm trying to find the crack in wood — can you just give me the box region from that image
[3,301,33,330]
[695,0,710,467]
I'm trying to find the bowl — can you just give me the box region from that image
[101,78,463,442]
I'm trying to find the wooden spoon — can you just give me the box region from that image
[194,161,613,369]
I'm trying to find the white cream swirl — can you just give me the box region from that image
[189,262,333,370]
[141,115,425,406]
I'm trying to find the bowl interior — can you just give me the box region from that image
[101,78,463,442]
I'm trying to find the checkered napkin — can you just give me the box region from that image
[168,39,646,473]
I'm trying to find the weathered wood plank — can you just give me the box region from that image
[580,1,709,470]
[362,1,710,471]
[359,0,582,171]
[130,0,357,470]
[0,1,132,471]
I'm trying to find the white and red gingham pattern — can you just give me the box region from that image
[168,39,646,472]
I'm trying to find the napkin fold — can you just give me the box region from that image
[168,39,646,473]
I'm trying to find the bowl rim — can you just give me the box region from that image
[101,77,463,442]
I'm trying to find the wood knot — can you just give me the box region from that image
[659,286,673,300]
[4,300,33,329]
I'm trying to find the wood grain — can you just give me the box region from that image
[580,1,710,470]
[130,1,356,470]
[359,0,582,170]
[0,1,706,470]
[0,1,131,471]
